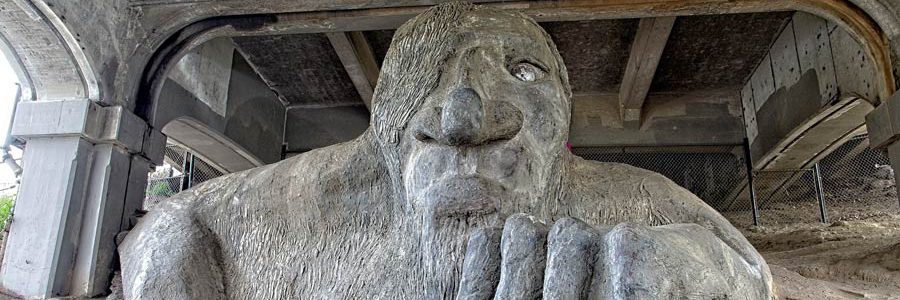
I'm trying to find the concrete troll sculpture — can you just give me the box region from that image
[120,3,773,299]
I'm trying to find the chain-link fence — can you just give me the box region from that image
[142,137,897,225]
[749,168,824,226]
[574,135,900,228]
[819,135,898,221]
[573,146,746,211]
[144,176,182,205]
[144,143,226,208]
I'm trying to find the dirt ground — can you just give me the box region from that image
[724,176,900,299]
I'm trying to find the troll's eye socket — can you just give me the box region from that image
[509,62,545,82]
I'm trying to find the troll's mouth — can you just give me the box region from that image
[423,175,504,217]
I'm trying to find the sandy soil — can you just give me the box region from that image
[749,216,900,299]
[725,175,900,299]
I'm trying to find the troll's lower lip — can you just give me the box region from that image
[423,176,502,217]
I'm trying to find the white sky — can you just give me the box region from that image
[0,52,22,187]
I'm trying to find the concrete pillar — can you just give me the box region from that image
[866,92,900,198]
[0,100,164,299]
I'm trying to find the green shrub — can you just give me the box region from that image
[0,195,13,232]
[149,182,172,196]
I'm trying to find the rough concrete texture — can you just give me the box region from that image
[0,99,159,298]
[232,33,363,107]
[154,50,285,169]
[541,19,637,93]
[120,4,772,299]
[847,0,900,89]
[569,91,745,147]
[742,84,759,142]
[1,137,93,298]
[745,12,877,165]
[168,38,234,116]
[650,12,793,92]
[831,25,886,104]
[363,14,791,95]
[41,0,128,105]
[284,105,369,153]
[223,53,286,164]
[0,0,90,101]
[8,0,894,113]
[363,30,396,68]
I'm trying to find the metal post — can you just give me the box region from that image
[743,139,760,226]
[187,153,195,189]
[813,163,828,223]
[179,152,192,192]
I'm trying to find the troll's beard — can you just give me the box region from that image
[419,213,500,299]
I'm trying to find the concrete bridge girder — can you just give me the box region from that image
[153,37,286,170]
[163,117,263,173]
[742,11,885,173]
[0,0,898,299]
[21,0,894,112]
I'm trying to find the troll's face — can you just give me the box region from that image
[382,8,571,220]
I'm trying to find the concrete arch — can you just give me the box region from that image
[754,96,874,171]
[737,8,888,173]
[161,117,263,173]
[849,0,900,90]
[0,0,99,101]
[148,35,286,168]
[152,63,283,173]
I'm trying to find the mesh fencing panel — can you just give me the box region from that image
[163,145,187,172]
[144,176,184,208]
[818,135,898,222]
[572,146,747,211]
[143,143,226,207]
[190,156,224,186]
[143,137,898,224]
[751,169,822,225]
[574,137,900,228]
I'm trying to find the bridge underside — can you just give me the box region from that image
[0,0,899,298]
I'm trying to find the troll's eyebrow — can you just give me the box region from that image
[507,56,550,72]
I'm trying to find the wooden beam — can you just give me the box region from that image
[618,16,676,129]
[326,31,380,110]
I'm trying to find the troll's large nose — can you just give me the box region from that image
[441,87,483,145]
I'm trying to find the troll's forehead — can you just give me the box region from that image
[371,4,569,145]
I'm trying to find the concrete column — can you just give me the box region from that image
[0,100,164,299]
[866,92,900,198]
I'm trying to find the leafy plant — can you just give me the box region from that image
[148,182,172,197]
[0,195,14,232]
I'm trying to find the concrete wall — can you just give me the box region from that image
[224,53,286,163]
[280,89,745,153]
[743,12,883,162]
[283,105,369,153]
[169,38,234,116]
[0,0,94,102]
[569,91,745,147]
[154,44,285,169]
[154,80,224,132]
[42,0,128,105]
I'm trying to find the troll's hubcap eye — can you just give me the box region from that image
[509,62,545,82]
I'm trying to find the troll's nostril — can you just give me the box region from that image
[415,131,435,142]
[441,88,484,145]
